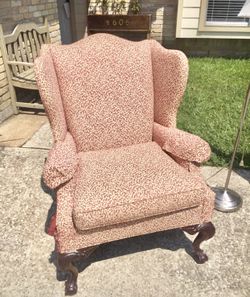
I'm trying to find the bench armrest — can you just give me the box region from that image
[7,61,34,67]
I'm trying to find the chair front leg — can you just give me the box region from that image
[57,246,97,295]
[182,222,215,264]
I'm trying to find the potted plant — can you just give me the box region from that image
[111,0,126,15]
[87,0,151,38]
[129,0,141,15]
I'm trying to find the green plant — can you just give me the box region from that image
[89,0,110,15]
[88,0,99,15]
[111,0,126,14]
[129,0,141,15]
[178,57,250,167]
[101,0,109,14]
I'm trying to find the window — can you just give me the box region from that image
[199,0,250,32]
[206,0,248,26]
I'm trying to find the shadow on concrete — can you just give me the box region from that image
[74,230,193,283]
[209,145,250,183]
[50,228,195,282]
[40,177,56,235]
[234,168,250,183]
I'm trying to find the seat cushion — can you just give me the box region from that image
[73,142,207,231]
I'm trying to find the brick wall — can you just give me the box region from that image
[0,0,59,33]
[140,0,177,44]
[0,0,61,123]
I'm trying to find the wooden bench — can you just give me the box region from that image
[0,19,51,112]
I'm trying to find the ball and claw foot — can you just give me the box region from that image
[182,222,215,264]
[193,249,208,264]
[57,246,97,296]
[57,253,79,295]
[65,277,77,296]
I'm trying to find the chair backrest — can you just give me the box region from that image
[35,34,188,151]
[46,34,154,152]
[0,20,50,76]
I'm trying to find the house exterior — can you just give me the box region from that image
[177,0,250,39]
[174,0,250,56]
[86,0,249,55]
[0,0,249,123]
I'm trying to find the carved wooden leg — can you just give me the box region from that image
[57,247,97,295]
[182,222,215,264]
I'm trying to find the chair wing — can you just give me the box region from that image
[150,40,189,128]
[34,46,67,142]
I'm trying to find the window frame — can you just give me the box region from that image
[198,0,250,32]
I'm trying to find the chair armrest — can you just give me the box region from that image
[153,122,211,163]
[43,132,78,189]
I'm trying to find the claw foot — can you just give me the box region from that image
[65,279,77,296]
[182,222,215,264]
[193,249,208,264]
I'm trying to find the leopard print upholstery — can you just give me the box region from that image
[34,34,215,253]
[49,34,154,152]
[42,132,78,189]
[150,40,189,127]
[153,122,211,163]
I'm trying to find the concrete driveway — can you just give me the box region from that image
[0,120,249,297]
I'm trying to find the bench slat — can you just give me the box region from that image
[18,34,29,70]
[38,34,43,48]
[32,30,40,56]
[22,32,33,63]
[42,33,48,44]
[16,102,44,109]
[13,41,24,73]
[7,61,33,67]
[7,43,18,76]
[28,31,37,59]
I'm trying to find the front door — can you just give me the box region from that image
[69,0,88,42]
[57,0,73,44]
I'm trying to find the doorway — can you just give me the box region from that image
[57,0,73,44]
[57,0,88,43]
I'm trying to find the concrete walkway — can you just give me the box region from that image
[0,121,249,297]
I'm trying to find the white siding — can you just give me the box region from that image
[176,0,250,39]
[182,7,200,18]
[183,0,201,7]
[182,18,199,28]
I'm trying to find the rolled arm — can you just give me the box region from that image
[43,132,78,189]
[153,122,211,163]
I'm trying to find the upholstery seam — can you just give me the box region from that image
[73,187,205,214]
[76,204,200,231]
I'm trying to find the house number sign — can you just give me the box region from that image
[87,15,152,37]
[105,18,129,27]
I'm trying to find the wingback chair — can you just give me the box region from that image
[34,33,215,295]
